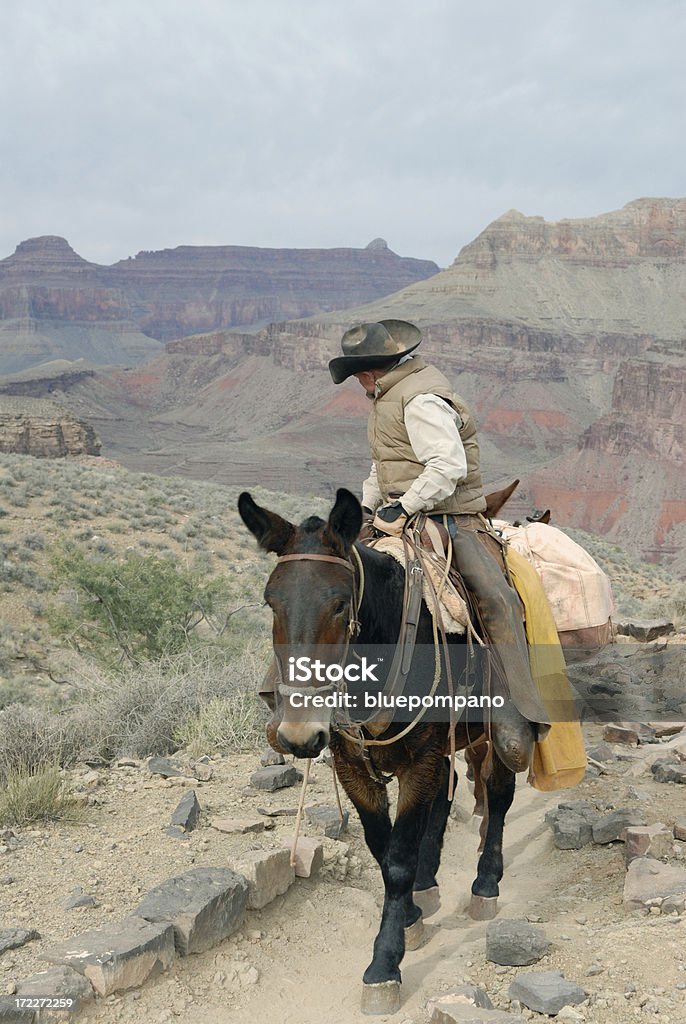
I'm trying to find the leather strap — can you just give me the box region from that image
[277,553,353,572]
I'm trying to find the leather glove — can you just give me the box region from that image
[373,501,409,537]
[358,506,376,542]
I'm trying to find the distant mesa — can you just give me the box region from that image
[5,235,91,266]
[0,234,440,373]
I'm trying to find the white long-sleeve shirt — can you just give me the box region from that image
[361,391,468,515]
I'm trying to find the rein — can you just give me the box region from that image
[272,531,479,794]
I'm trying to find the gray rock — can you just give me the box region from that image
[305,805,349,838]
[14,965,95,1019]
[249,765,300,791]
[651,761,686,784]
[661,894,686,913]
[586,742,615,763]
[64,887,99,910]
[260,748,285,767]
[42,917,175,997]
[164,825,189,840]
[545,805,596,850]
[486,918,550,966]
[0,997,35,1021]
[170,790,200,832]
[592,808,648,844]
[0,928,41,955]
[509,971,586,1015]
[134,867,248,955]
[147,756,183,778]
[623,858,686,910]
[615,619,675,642]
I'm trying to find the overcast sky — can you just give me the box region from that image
[2,0,684,267]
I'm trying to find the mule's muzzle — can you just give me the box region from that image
[276,727,329,759]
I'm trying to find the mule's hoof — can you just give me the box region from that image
[361,980,401,1015]
[468,894,498,920]
[413,885,441,919]
[404,914,425,951]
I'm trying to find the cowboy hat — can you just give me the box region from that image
[328,319,422,384]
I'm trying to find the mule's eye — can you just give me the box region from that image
[333,601,348,616]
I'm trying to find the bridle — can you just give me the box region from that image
[275,550,364,639]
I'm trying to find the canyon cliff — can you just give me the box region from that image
[0,235,439,374]
[2,199,683,568]
[0,396,101,458]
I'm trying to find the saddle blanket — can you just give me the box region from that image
[371,536,469,634]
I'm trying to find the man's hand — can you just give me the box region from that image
[373,501,409,537]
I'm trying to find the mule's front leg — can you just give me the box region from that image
[362,754,442,1014]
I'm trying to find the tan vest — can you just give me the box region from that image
[367,356,487,515]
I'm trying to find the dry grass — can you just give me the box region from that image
[0,761,77,827]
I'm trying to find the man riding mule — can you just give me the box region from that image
[236,321,578,1013]
[328,318,551,765]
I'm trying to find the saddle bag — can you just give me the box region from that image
[492,519,614,658]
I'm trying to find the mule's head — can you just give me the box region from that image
[238,488,362,758]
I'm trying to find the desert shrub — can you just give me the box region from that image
[50,545,237,665]
[175,690,268,756]
[0,703,78,783]
[0,762,76,826]
[66,647,270,760]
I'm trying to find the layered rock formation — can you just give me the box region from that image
[108,237,439,341]
[0,396,101,457]
[0,235,439,373]
[3,199,684,567]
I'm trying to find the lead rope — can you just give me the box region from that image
[331,761,346,821]
[288,550,363,865]
[290,756,312,867]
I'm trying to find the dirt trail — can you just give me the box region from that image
[71,735,686,1024]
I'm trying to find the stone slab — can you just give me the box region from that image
[623,857,686,910]
[170,790,200,832]
[249,765,300,791]
[231,849,295,909]
[13,965,94,1022]
[41,917,175,997]
[211,817,268,835]
[0,929,41,955]
[281,837,324,878]
[134,867,248,955]
[509,971,586,1015]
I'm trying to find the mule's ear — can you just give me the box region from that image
[484,478,520,519]
[324,488,362,554]
[238,492,295,554]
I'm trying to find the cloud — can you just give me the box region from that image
[1,0,684,265]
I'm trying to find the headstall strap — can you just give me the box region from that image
[277,553,353,571]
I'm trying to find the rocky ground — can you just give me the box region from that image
[1,716,686,1024]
